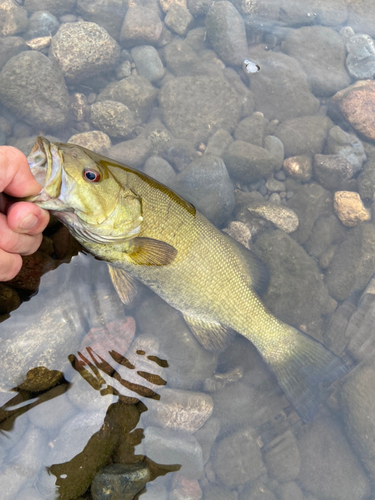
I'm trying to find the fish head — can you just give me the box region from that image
[26,137,143,245]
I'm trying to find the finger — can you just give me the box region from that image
[0,146,42,197]
[0,249,22,282]
[0,213,43,256]
[7,202,49,235]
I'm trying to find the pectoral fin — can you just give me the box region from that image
[128,237,177,266]
[108,265,138,305]
[182,313,236,352]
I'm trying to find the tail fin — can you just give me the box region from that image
[269,329,348,422]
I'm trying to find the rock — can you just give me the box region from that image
[272,116,333,158]
[109,137,152,168]
[298,415,370,500]
[0,0,28,36]
[265,177,285,192]
[346,34,375,80]
[97,75,158,123]
[6,251,56,292]
[68,130,112,155]
[169,474,202,500]
[50,22,120,84]
[246,47,319,121]
[76,0,127,40]
[172,155,235,226]
[263,430,300,482]
[131,45,165,82]
[253,230,334,328]
[160,76,241,145]
[222,221,252,249]
[120,6,162,47]
[0,284,20,315]
[116,60,132,79]
[24,11,59,39]
[162,39,199,77]
[246,202,299,233]
[0,37,27,70]
[91,463,151,500]
[143,156,176,184]
[162,138,199,172]
[140,118,173,155]
[0,51,69,130]
[143,426,204,478]
[165,4,193,35]
[347,0,375,38]
[325,223,375,301]
[89,100,136,139]
[313,154,353,190]
[23,0,76,16]
[223,141,278,182]
[304,214,346,259]
[27,384,77,430]
[205,1,248,66]
[160,0,186,13]
[325,125,367,175]
[213,427,264,488]
[358,159,375,202]
[70,92,87,122]
[193,417,220,464]
[285,180,330,244]
[205,129,233,157]
[278,482,304,500]
[281,26,350,97]
[135,295,218,389]
[187,0,214,16]
[143,389,213,433]
[331,80,375,142]
[234,112,264,146]
[264,136,284,171]
[333,191,370,227]
[283,155,312,182]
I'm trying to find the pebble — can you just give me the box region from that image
[265,176,285,192]
[346,34,375,79]
[24,11,59,39]
[143,388,213,433]
[333,190,371,227]
[89,100,136,139]
[0,0,28,36]
[91,463,151,500]
[313,154,353,190]
[116,60,132,79]
[264,136,284,171]
[68,130,112,155]
[120,6,162,47]
[50,21,120,84]
[247,201,299,233]
[283,155,312,182]
[131,45,165,82]
[165,4,193,36]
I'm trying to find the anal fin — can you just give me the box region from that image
[182,313,236,353]
[108,265,138,305]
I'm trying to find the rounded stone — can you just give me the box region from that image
[120,6,163,47]
[333,191,371,227]
[131,45,165,82]
[68,130,112,155]
[89,100,136,139]
[25,11,59,39]
[49,21,120,84]
[76,0,127,40]
[165,4,193,36]
[223,141,278,182]
[0,51,69,130]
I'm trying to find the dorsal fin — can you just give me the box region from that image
[182,313,236,353]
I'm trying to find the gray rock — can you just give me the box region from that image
[265,177,285,192]
[0,51,69,130]
[205,1,248,66]
[264,136,284,171]
[325,125,367,175]
[213,427,264,487]
[0,36,27,71]
[97,75,158,122]
[246,48,319,121]
[263,430,300,481]
[245,202,299,233]
[23,0,76,16]
[109,137,153,168]
[0,0,28,36]
[347,0,375,38]
[120,6,162,47]
[172,155,235,226]
[24,11,59,39]
[298,415,370,500]
[304,214,346,259]
[162,138,199,172]
[143,426,204,478]
[68,130,112,155]
[165,4,193,35]
[346,34,375,80]
[281,26,351,97]
[234,112,265,146]
[253,230,334,329]
[163,39,200,77]
[131,45,165,82]
[205,129,233,157]
[116,60,132,79]
[159,75,241,145]
[76,0,127,40]
[135,295,218,389]
[194,417,220,464]
[223,141,278,182]
[143,156,176,184]
[91,463,151,500]
[313,154,353,190]
[89,100,136,139]
[49,21,120,84]
[273,116,333,158]
[239,484,276,500]
[358,159,375,202]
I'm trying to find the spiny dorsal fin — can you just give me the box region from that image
[182,313,236,353]
[221,232,269,296]
[108,265,138,305]
[128,237,177,266]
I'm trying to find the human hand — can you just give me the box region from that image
[0,146,50,281]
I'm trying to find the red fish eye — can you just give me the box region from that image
[83,169,101,182]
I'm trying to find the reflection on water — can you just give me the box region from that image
[1,0,375,498]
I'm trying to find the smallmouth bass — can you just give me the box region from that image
[26,137,348,422]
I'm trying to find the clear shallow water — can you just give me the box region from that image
[1,0,375,499]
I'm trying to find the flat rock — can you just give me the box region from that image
[246,202,299,233]
[49,22,120,84]
[0,51,69,130]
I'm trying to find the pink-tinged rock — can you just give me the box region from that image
[170,473,202,500]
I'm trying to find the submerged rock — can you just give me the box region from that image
[120,6,163,47]
[313,154,353,190]
[223,141,278,182]
[325,125,367,175]
[0,0,28,36]
[89,100,136,139]
[333,191,370,227]
[68,131,112,155]
[23,0,76,16]
[283,155,312,182]
[346,34,375,80]
[76,0,127,40]
[91,463,151,500]
[263,430,300,482]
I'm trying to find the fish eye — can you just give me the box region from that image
[83,168,101,182]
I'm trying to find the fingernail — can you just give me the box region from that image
[19,213,38,230]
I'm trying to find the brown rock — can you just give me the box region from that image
[283,155,312,181]
[120,6,163,47]
[68,130,112,155]
[333,191,371,227]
